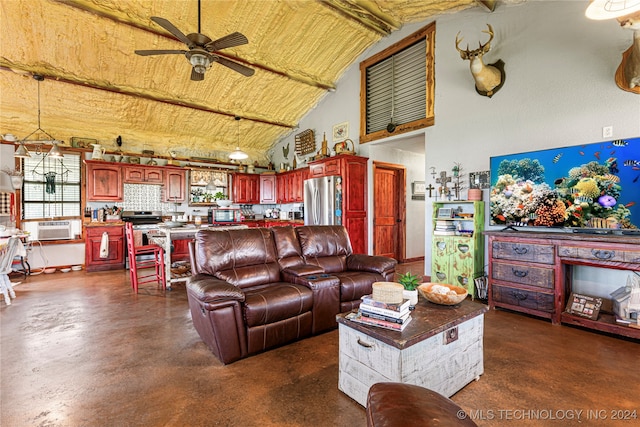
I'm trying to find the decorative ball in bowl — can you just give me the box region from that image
[418,283,468,305]
[216,199,233,207]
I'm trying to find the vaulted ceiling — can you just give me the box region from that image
[1,0,496,164]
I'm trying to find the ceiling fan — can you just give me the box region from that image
[135,0,254,81]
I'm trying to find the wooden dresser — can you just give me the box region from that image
[485,230,640,339]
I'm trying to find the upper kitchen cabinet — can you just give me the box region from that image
[123,165,164,184]
[232,173,260,204]
[276,168,308,203]
[260,174,277,204]
[85,160,123,201]
[163,168,187,202]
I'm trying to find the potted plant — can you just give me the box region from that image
[214,191,232,207]
[398,272,420,306]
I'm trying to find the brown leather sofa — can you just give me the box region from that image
[186,225,397,364]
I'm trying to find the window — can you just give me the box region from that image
[360,22,435,143]
[21,152,81,220]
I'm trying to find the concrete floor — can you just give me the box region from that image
[1,267,638,427]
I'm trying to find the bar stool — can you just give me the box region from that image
[125,222,166,293]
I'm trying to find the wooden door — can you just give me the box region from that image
[373,162,405,261]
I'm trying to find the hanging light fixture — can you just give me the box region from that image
[16,74,63,158]
[229,116,249,160]
[48,142,64,158]
[14,142,31,158]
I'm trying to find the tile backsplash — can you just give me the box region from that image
[123,184,175,213]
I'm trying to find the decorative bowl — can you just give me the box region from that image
[216,199,233,207]
[418,283,468,305]
[43,267,56,274]
[60,268,71,273]
[71,265,82,271]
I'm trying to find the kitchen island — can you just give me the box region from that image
[150,224,248,288]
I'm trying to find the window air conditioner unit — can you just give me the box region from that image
[37,220,72,241]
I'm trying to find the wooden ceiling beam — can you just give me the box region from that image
[0,65,295,130]
[320,0,401,36]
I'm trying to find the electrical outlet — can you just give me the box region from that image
[603,126,613,139]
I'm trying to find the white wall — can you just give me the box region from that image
[272,1,640,275]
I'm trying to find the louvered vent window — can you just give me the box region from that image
[366,39,426,134]
[360,23,435,143]
[21,152,81,220]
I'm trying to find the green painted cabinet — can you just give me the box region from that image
[431,201,484,298]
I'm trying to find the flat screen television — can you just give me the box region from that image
[489,136,640,232]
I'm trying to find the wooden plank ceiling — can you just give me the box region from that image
[0,0,487,164]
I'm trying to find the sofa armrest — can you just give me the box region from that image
[347,254,397,275]
[285,273,341,334]
[281,264,325,278]
[187,274,245,304]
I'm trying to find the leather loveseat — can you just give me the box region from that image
[186,225,397,364]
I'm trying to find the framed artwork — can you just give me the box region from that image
[469,170,490,189]
[332,122,349,142]
[411,181,425,200]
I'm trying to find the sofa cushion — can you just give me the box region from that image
[243,283,314,327]
[296,225,352,273]
[195,228,281,288]
[271,226,306,270]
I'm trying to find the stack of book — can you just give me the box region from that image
[434,220,456,235]
[347,295,412,331]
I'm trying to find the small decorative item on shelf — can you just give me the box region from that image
[334,138,355,155]
[397,272,421,306]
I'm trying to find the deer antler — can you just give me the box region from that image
[455,32,470,60]
[479,24,494,54]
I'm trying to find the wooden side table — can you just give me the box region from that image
[336,299,488,407]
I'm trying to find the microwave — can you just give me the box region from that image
[208,208,241,223]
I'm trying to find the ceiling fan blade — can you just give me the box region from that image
[215,56,255,77]
[191,68,205,81]
[205,32,248,51]
[135,49,186,56]
[151,16,195,48]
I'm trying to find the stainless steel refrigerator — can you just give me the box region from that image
[303,176,342,226]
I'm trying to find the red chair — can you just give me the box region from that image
[125,222,166,293]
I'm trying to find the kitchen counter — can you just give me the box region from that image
[150,224,248,288]
[84,221,125,227]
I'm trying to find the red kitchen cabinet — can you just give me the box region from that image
[123,165,164,184]
[86,161,123,202]
[260,174,277,204]
[85,225,125,272]
[163,168,187,202]
[232,173,260,204]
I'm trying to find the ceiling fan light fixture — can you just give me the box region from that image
[189,52,211,74]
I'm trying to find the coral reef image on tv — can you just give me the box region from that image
[490,136,640,230]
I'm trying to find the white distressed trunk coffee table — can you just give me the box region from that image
[337,298,488,406]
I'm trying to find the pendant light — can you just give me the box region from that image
[16,74,63,159]
[229,116,249,160]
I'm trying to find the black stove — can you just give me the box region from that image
[121,211,162,228]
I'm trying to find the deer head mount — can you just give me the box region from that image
[455,24,505,97]
[616,11,640,94]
